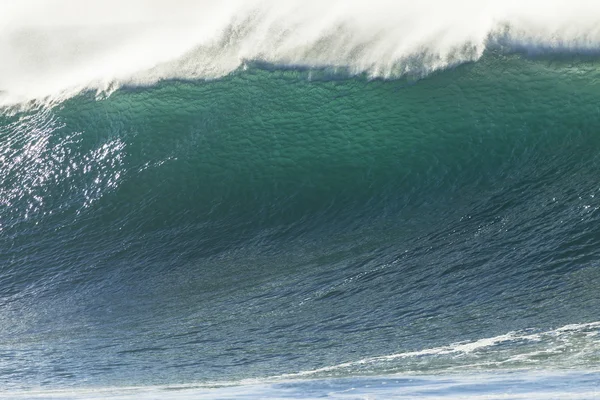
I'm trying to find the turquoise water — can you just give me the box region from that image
[2,43,600,397]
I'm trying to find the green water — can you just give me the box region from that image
[1,52,600,391]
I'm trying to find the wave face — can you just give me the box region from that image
[2,5,600,393]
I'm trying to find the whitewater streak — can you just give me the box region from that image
[1,0,600,104]
[273,322,600,379]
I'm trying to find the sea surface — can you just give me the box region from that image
[1,1,600,398]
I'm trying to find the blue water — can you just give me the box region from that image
[2,2,600,398]
[3,371,599,399]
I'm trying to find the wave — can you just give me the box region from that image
[2,31,600,390]
[2,0,600,105]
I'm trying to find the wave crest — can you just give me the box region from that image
[2,0,600,104]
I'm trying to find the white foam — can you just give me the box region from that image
[2,0,600,105]
[275,321,600,379]
[0,322,598,398]
[2,371,599,399]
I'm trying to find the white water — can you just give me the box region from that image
[1,0,600,104]
[3,371,600,399]
[272,321,600,379]
[0,322,598,398]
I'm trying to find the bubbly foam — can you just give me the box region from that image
[0,323,598,398]
[275,321,600,379]
[2,0,600,105]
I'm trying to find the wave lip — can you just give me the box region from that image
[3,0,600,105]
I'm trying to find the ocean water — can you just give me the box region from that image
[2,1,600,398]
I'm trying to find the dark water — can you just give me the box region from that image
[1,52,600,393]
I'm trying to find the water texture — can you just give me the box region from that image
[1,1,600,397]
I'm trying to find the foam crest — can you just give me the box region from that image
[2,0,600,105]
